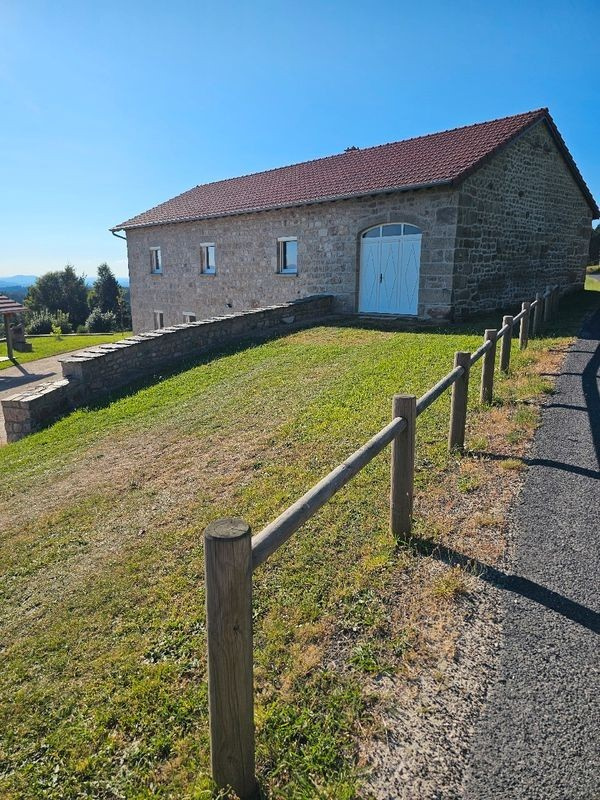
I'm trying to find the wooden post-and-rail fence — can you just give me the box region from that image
[204,284,561,798]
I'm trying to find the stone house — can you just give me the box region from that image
[112,109,598,332]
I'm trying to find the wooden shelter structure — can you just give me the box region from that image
[0,294,27,360]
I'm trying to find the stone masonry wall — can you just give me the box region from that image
[125,187,460,332]
[1,295,333,442]
[453,120,593,315]
[1,380,76,443]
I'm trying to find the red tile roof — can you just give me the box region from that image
[0,294,26,316]
[113,109,598,230]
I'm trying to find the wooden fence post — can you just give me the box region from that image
[480,329,497,405]
[204,518,257,800]
[533,291,543,337]
[500,315,513,373]
[390,394,416,537]
[448,352,471,452]
[544,285,552,326]
[519,301,530,350]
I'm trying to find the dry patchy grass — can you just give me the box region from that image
[0,290,597,798]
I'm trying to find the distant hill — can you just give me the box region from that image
[0,274,37,287]
[0,285,28,303]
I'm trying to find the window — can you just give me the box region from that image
[150,247,162,274]
[183,312,197,323]
[153,310,164,329]
[201,243,216,274]
[278,237,298,274]
[361,224,422,239]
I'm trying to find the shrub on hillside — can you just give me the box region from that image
[26,310,54,335]
[26,309,73,335]
[52,310,73,334]
[86,308,116,333]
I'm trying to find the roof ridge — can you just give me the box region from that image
[116,109,548,227]
[172,109,550,191]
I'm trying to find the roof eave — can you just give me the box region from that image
[109,179,454,232]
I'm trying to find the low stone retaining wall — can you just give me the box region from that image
[1,295,333,443]
[2,380,76,441]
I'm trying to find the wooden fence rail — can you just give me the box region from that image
[204,284,560,798]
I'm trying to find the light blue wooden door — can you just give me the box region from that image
[358,237,381,313]
[398,235,421,315]
[359,225,421,315]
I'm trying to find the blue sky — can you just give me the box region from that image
[0,0,598,279]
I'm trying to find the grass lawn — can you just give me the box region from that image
[0,292,598,798]
[0,332,133,369]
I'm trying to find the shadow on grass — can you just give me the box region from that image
[407,306,600,636]
[31,289,600,436]
[470,305,600,479]
[470,450,599,481]
[334,288,600,338]
[31,323,328,433]
[407,536,600,635]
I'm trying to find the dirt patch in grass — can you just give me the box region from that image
[0,421,277,646]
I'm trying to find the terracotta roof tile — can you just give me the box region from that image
[113,109,598,230]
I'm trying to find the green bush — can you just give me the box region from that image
[26,309,73,335]
[86,308,116,333]
[52,310,72,334]
[76,324,88,334]
[26,310,53,335]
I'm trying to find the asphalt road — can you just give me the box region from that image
[464,311,600,799]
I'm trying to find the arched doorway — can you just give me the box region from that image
[358,223,422,315]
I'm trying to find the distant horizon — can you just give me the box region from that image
[0,272,129,286]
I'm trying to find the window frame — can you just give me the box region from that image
[277,236,298,275]
[361,223,422,239]
[153,310,165,329]
[150,247,163,274]
[183,311,197,323]
[200,243,217,275]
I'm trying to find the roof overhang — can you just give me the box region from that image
[110,179,453,233]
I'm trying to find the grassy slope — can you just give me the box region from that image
[0,292,597,799]
[0,333,132,369]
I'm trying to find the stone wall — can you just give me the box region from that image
[125,187,459,332]
[2,380,76,443]
[453,120,593,315]
[1,295,333,443]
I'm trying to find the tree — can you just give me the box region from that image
[25,265,89,327]
[88,263,121,315]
